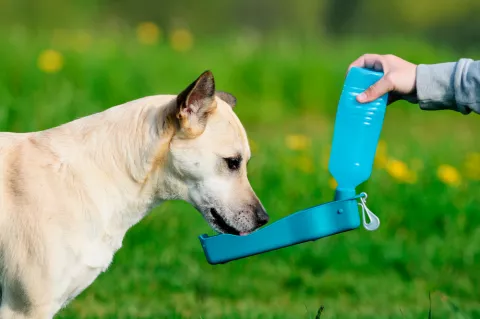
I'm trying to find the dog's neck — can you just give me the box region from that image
[40,95,182,249]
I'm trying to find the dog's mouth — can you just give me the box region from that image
[209,208,241,235]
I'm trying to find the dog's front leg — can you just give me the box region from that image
[0,268,60,319]
[0,304,55,319]
[0,287,61,319]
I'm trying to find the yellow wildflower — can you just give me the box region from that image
[169,28,193,52]
[285,134,311,151]
[437,164,461,187]
[328,177,338,190]
[386,159,408,179]
[374,140,388,169]
[37,50,63,73]
[385,159,417,184]
[464,152,480,180]
[136,22,161,45]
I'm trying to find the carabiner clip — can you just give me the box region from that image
[358,192,380,231]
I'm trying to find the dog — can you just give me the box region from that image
[0,70,269,318]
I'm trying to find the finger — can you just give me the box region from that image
[357,76,394,103]
[361,54,387,72]
[346,54,386,76]
[346,55,367,75]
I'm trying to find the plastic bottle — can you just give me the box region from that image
[328,67,388,200]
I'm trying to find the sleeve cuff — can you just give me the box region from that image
[415,61,459,112]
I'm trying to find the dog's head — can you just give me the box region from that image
[161,70,269,235]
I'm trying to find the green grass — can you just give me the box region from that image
[1,28,480,318]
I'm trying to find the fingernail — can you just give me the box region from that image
[357,93,366,102]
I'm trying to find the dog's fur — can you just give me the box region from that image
[0,71,269,318]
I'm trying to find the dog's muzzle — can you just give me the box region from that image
[210,207,240,235]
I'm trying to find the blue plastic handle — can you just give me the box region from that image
[198,67,388,265]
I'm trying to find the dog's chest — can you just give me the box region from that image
[82,239,117,270]
[61,260,106,306]
[58,236,119,305]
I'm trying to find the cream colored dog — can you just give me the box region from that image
[0,70,269,318]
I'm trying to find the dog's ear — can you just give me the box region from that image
[175,70,217,137]
[216,91,237,108]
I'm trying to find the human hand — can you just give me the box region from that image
[347,54,418,104]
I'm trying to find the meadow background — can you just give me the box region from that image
[1,0,480,318]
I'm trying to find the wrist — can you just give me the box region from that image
[397,66,419,104]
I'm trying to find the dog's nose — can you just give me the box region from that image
[255,205,269,227]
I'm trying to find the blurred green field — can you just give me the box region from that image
[1,25,480,319]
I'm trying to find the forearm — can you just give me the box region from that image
[415,58,480,115]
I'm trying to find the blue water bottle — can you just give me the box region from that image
[329,67,388,201]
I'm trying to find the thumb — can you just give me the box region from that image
[357,76,393,103]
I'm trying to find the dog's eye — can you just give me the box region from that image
[224,157,241,170]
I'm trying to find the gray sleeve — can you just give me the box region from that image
[415,58,480,115]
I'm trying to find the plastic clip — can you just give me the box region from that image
[358,192,380,231]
